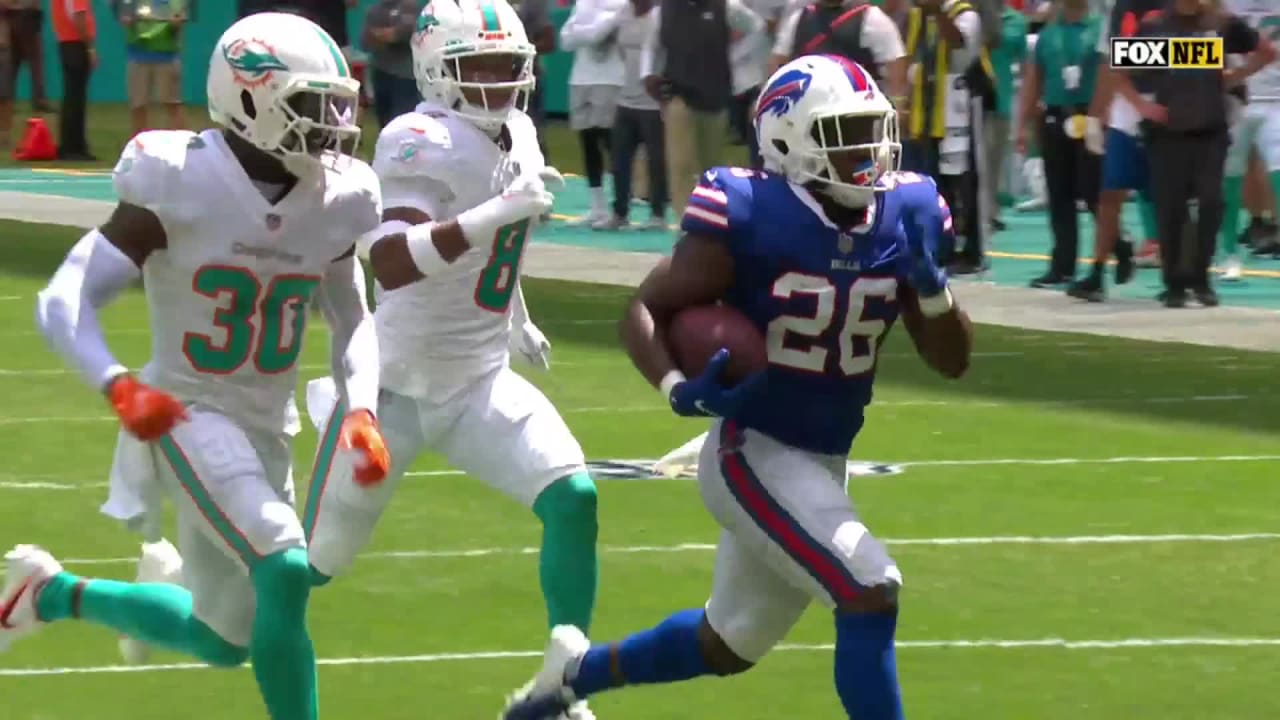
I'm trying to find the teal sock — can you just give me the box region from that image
[1222,176,1244,254]
[35,573,248,667]
[250,548,319,720]
[1138,197,1159,241]
[532,472,599,633]
[1268,172,1280,225]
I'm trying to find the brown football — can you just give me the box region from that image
[667,304,769,384]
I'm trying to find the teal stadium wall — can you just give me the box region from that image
[19,0,574,114]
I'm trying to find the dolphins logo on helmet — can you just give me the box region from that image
[222,38,289,88]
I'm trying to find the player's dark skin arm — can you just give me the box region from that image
[897,286,972,379]
[619,234,735,388]
[96,201,168,396]
[367,206,474,290]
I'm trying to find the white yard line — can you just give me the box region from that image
[2,636,1278,677]
[2,452,1275,492]
[55,533,1280,567]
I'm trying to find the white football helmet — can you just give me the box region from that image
[755,55,900,207]
[411,0,536,134]
[207,12,361,171]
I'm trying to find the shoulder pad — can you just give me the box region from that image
[112,130,198,213]
[373,111,460,183]
[680,166,761,237]
[330,157,384,238]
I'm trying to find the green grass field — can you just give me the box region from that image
[0,220,1279,719]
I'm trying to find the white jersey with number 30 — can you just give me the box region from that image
[116,129,382,434]
[368,102,546,400]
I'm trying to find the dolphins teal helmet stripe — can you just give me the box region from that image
[479,1,502,31]
[314,27,350,77]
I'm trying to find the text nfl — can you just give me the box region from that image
[1110,37,1225,69]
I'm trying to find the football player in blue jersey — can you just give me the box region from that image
[501,54,973,720]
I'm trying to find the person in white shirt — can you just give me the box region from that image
[769,0,907,106]
[730,0,789,165]
[561,0,628,226]
[596,0,671,230]
[640,0,764,218]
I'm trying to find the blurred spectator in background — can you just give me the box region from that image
[8,0,47,113]
[560,0,626,227]
[518,0,557,160]
[304,0,357,47]
[238,0,355,43]
[1221,0,1280,271]
[771,0,907,123]
[116,0,189,134]
[601,0,669,229]
[362,0,420,128]
[985,0,1025,232]
[1114,0,1268,307]
[642,0,762,216]
[901,0,983,271]
[1017,0,1101,288]
[52,0,96,161]
[0,3,11,152]
[729,0,785,166]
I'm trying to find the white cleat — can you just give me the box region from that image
[1221,254,1243,282]
[0,544,63,652]
[502,625,592,720]
[119,539,183,664]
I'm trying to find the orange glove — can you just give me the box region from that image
[107,375,189,441]
[339,409,390,487]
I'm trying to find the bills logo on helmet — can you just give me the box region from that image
[755,68,812,119]
[223,39,289,88]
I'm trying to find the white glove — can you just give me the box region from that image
[511,320,552,371]
[537,166,565,192]
[457,174,554,242]
[1084,116,1104,155]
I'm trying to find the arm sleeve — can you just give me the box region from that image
[950,8,982,68]
[35,229,139,392]
[640,6,664,76]
[317,255,380,416]
[772,8,801,57]
[861,7,906,64]
[726,0,764,35]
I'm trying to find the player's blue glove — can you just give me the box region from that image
[668,349,766,419]
[901,217,949,298]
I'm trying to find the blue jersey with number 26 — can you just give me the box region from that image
[681,166,953,456]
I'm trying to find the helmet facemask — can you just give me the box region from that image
[262,75,361,174]
[426,45,535,133]
[799,108,900,208]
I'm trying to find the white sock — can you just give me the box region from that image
[590,186,606,213]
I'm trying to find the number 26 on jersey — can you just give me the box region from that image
[767,274,897,376]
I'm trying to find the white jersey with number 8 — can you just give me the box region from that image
[368,101,546,400]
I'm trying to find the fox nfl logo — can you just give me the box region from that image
[1110,37,1224,69]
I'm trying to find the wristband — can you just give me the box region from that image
[919,286,955,318]
[405,222,449,276]
[659,370,687,398]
